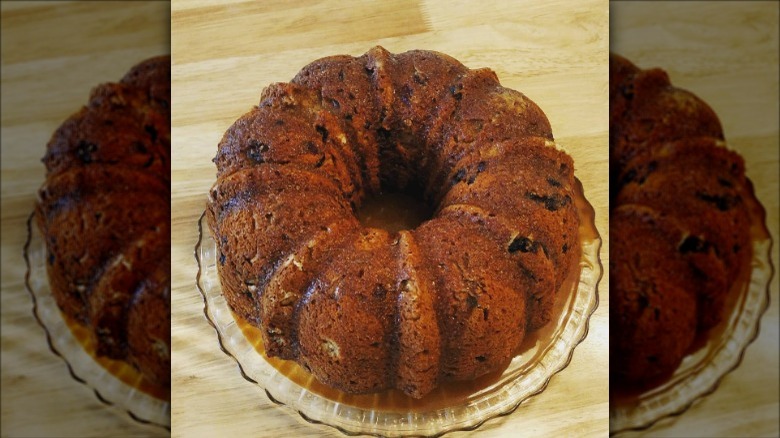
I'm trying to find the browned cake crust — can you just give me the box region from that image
[610,53,751,384]
[207,47,579,399]
[35,56,171,393]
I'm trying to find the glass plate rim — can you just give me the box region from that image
[23,212,172,432]
[608,177,775,435]
[194,178,603,437]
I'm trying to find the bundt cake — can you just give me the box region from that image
[610,53,752,383]
[35,56,171,395]
[207,46,580,399]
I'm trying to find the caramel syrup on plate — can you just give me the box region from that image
[63,313,170,401]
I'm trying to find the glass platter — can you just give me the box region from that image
[196,178,602,437]
[609,177,774,435]
[23,213,171,431]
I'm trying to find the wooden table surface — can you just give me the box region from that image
[611,2,780,437]
[170,0,608,437]
[1,2,170,437]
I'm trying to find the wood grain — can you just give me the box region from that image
[611,1,779,436]
[170,0,608,437]
[1,2,170,437]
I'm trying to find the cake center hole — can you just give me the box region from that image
[357,192,434,233]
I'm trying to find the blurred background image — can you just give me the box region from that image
[1,2,170,436]
[609,1,779,436]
